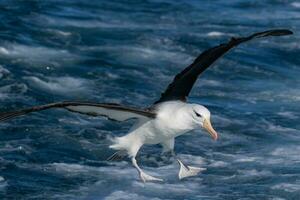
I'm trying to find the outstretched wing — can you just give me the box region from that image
[0,101,156,122]
[154,29,293,104]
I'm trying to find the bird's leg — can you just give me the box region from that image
[171,151,206,180]
[161,139,205,179]
[131,157,163,182]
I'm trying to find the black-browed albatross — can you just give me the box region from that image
[0,29,292,182]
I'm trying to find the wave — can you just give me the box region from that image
[0,65,10,79]
[0,43,77,67]
[0,83,28,101]
[24,76,92,95]
[291,2,300,8]
[207,31,225,37]
[271,183,300,193]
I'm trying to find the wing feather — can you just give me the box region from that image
[0,101,156,122]
[154,29,293,104]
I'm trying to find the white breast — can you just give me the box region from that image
[137,101,194,144]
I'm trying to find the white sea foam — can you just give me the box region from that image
[104,191,157,200]
[291,2,300,8]
[46,157,204,198]
[0,47,9,55]
[271,146,300,160]
[177,154,206,166]
[207,31,224,37]
[200,79,223,87]
[277,111,298,119]
[209,161,228,167]
[48,29,72,37]
[238,169,273,177]
[272,183,300,192]
[235,156,259,163]
[265,120,299,135]
[24,76,91,95]
[132,178,205,197]
[213,114,247,128]
[52,163,88,173]
[90,45,192,66]
[0,43,76,67]
[48,163,109,179]
[0,141,33,154]
[48,162,135,178]
[35,14,174,31]
[0,83,28,100]
[0,65,10,79]
[0,176,7,191]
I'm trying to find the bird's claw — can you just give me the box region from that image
[139,171,163,183]
[177,159,206,180]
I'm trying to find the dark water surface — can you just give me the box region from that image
[0,0,299,199]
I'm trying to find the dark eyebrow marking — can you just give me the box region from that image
[193,110,201,117]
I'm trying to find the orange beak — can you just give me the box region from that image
[203,118,218,140]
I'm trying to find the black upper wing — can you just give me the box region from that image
[0,101,156,122]
[154,29,293,104]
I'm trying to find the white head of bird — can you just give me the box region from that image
[156,102,218,141]
[186,104,218,140]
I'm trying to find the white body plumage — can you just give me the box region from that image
[110,101,212,157]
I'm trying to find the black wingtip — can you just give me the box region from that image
[0,111,25,122]
[267,29,293,36]
[254,29,293,39]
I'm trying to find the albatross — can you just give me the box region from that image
[0,29,292,182]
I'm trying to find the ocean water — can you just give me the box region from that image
[0,0,299,199]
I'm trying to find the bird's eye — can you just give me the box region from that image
[194,111,201,117]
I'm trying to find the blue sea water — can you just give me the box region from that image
[0,0,299,199]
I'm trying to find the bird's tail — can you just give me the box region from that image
[107,150,127,161]
[109,136,123,150]
[107,136,129,161]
